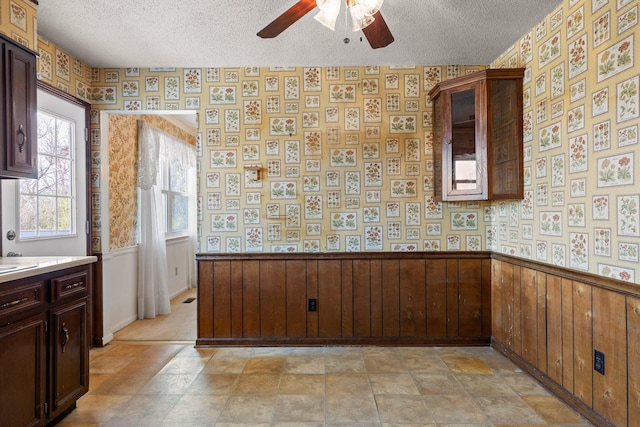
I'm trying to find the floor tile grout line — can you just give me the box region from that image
[82,344,594,426]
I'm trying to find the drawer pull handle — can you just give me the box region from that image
[61,324,69,353]
[17,124,27,153]
[0,296,28,310]
[64,282,84,291]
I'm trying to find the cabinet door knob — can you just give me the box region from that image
[61,324,70,353]
[17,124,27,153]
[445,138,452,145]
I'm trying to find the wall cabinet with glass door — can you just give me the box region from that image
[429,68,524,201]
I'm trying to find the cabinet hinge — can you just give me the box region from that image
[44,402,48,414]
[85,127,89,143]
[44,320,48,333]
[86,220,90,234]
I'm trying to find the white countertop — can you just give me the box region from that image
[0,256,97,283]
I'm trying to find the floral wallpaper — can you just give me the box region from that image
[106,114,196,249]
[36,34,95,95]
[492,0,639,282]
[106,114,138,249]
[0,0,37,50]
[0,0,638,285]
[80,64,494,255]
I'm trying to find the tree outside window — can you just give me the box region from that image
[19,111,75,239]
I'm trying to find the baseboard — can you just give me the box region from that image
[170,286,189,300]
[196,336,491,347]
[491,338,615,427]
[111,314,138,335]
[101,332,115,346]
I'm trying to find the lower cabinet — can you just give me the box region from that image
[0,265,90,427]
[0,314,46,427]
[49,298,88,421]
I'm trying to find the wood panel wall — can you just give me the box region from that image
[196,252,492,346]
[491,254,640,427]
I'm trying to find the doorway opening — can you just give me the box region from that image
[96,111,198,345]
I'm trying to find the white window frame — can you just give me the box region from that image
[160,154,190,238]
[17,109,77,241]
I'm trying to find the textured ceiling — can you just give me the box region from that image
[37,0,562,68]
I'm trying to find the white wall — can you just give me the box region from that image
[101,246,138,344]
[166,236,191,298]
[99,237,191,345]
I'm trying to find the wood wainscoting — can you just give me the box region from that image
[196,252,492,346]
[491,253,640,427]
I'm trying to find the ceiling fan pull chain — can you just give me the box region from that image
[344,3,351,44]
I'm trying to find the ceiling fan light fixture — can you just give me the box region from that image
[360,15,376,30]
[350,15,376,31]
[348,3,375,31]
[362,0,384,15]
[316,0,340,12]
[314,0,341,30]
[314,9,340,31]
[258,0,393,49]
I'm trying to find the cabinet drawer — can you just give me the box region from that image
[0,282,45,324]
[52,271,88,302]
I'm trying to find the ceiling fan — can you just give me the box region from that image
[257,0,394,49]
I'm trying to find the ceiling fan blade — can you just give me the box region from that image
[257,0,318,38]
[361,11,394,49]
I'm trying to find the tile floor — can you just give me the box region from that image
[112,288,197,341]
[57,343,594,426]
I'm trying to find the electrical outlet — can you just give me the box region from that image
[308,298,317,312]
[594,349,605,375]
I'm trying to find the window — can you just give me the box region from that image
[161,155,189,234]
[137,121,195,242]
[18,111,75,239]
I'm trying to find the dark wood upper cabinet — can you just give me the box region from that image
[0,33,38,179]
[429,68,524,201]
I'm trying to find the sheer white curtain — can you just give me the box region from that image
[136,121,197,319]
[160,124,198,289]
